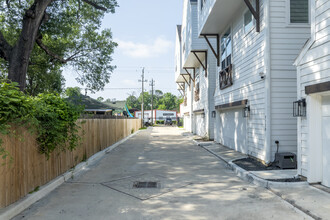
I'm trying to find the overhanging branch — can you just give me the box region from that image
[82,0,107,11]
[36,38,79,64]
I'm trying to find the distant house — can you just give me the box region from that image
[134,110,177,122]
[84,109,113,115]
[66,94,114,115]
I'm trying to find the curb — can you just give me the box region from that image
[195,141,308,188]
[196,141,314,219]
[0,130,141,220]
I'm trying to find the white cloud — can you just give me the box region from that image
[116,36,173,58]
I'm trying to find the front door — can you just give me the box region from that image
[322,96,330,187]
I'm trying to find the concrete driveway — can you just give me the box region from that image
[12,127,308,220]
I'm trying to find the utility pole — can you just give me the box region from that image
[138,68,147,126]
[150,79,155,125]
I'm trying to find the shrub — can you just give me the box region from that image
[0,81,83,160]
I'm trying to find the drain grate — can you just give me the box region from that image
[133,181,159,189]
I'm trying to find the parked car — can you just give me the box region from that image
[165,118,172,125]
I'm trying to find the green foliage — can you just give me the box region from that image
[32,93,83,156]
[25,45,65,96]
[126,90,182,111]
[0,0,118,92]
[0,81,84,161]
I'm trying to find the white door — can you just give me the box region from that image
[219,108,247,154]
[322,96,330,187]
[195,114,206,137]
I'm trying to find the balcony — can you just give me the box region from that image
[182,0,208,71]
[198,0,247,35]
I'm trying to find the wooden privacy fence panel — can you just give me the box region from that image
[0,118,141,208]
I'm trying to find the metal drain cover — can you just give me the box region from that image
[102,173,191,200]
[133,181,159,188]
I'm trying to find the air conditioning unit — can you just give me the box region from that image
[275,152,297,169]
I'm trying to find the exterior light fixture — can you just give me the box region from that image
[293,99,306,117]
[212,111,216,118]
[243,106,250,118]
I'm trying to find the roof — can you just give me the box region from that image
[103,100,126,110]
[66,95,114,110]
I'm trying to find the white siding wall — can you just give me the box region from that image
[214,1,267,160]
[297,0,330,177]
[185,0,217,139]
[269,0,311,161]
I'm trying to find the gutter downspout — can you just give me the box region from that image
[264,0,272,164]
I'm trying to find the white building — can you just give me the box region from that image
[134,110,177,121]
[175,25,193,132]
[294,0,330,186]
[198,0,311,163]
[176,0,217,139]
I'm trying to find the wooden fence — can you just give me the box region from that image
[0,118,141,208]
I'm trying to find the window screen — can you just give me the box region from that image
[290,0,309,23]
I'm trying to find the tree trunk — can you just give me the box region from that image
[7,0,52,91]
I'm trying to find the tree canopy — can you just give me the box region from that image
[0,0,118,93]
[126,91,183,112]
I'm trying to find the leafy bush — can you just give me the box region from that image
[0,81,83,160]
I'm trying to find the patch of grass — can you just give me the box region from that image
[139,127,147,130]
[131,128,135,134]
[29,186,40,194]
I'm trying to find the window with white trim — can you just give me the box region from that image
[221,28,232,70]
[290,0,309,23]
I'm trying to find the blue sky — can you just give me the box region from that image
[65,0,183,101]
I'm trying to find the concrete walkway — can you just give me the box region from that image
[12,127,314,219]
[197,139,330,220]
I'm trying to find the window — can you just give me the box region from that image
[221,28,232,70]
[244,10,253,33]
[290,0,309,23]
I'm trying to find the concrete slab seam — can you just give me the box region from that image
[268,188,320,220]
[0,130,141,220]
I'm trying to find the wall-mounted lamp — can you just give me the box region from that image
[293,99,306,117]
[212,111,216,118]
[243,106,250,118]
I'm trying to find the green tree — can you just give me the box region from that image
[0,0,118,91]
[158,93,178,110]
[126,94,140,110]
[138,92,152,110]
[97,97,104,102]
